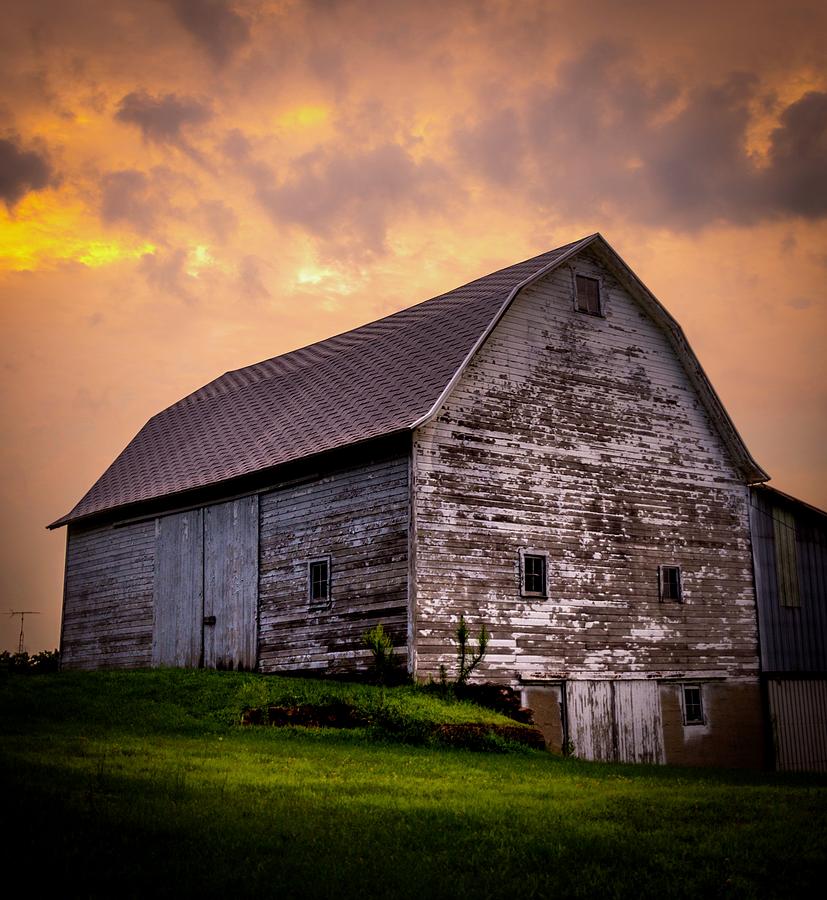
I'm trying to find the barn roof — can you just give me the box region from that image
[50,233,768,528]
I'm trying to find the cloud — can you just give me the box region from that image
[453,107,523,186]
[0,137,56,209]
[164,0,250,66]
[252,143,454,254]
[139,247,193,299]
[100,169,155,231]
[764,91,827,219]
[115,91,212,146]
[455,43,827,230]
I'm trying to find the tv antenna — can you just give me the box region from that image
[9,610,40,654]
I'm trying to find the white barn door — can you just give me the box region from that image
[566,680,664,763]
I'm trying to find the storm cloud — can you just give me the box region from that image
[115,91,212,145]
[164,0,250,66]
[0,138,56,209]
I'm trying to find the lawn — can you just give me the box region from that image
[1,669,825,898]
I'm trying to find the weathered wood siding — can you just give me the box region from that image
[749,489,827,672]
[413,247,759,683]
[258,453,409,672]
[62,520,155,669]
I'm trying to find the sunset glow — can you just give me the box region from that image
[1,0,825,652]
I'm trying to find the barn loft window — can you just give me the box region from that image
[682,685,705,725]
[659,565,682,602]
[772,506,800,608]
[520,548,548,597]
[575,274,602,316]
[308,557,331,604]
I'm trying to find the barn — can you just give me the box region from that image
[51,233,770,767]
[750,485,827,772]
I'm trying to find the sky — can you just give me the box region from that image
[1,0,825,653]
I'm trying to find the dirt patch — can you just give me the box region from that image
[433,723,546,750]
[241,702,369,728]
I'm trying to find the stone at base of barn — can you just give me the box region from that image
[521,678,764,768]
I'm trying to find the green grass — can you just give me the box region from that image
[2,670,826,899]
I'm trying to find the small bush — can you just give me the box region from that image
[362,624,397,684]
[0,649,60,674]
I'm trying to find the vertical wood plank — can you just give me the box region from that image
[204,495,259,670]
[153,509,203,667]
[614,681,665,764]
[566,681,615,761]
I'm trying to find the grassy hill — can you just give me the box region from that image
[2,669,825,898]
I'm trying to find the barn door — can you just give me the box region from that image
[565,680,664,763]
[613,681,664,764]
[152,497,259,670]
[566,681,615,761]
[153,509,204,667]
[204,496,259,670]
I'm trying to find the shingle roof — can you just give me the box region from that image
[51,236,593,527]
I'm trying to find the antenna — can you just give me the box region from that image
[9,610,41,654]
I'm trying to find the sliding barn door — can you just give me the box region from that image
[152,497,259,670]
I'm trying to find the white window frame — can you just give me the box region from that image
[519,548,549,598]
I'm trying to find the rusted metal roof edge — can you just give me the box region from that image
[408,233,600,430]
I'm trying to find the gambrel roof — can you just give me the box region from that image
[50,234,768,528]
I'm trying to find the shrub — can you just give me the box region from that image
[455,615,489,687]
[362,624,396,684]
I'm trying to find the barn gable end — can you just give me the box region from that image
[411,244,764,766]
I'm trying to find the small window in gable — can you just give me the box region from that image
[308,557,331,604]
[659,565,682,602]
[575,274,602,316]
[520,548,548,597]
[682,684,705,725]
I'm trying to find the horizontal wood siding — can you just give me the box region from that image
[413,247,758,683]
[258,453,409,673]
[62,521,155,669]
[750,489,827,672]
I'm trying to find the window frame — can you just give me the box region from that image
[571,270,604,317]
[658,565,683,603]
[682,684,705,726]
[519,548,549,598]
[307,555,332,606]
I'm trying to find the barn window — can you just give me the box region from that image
[575,274,602,316]
[519,548,548,597]
[682,685,704,725]
[308,557,331,604]
[772,506,800,608]
[659,565,682,602]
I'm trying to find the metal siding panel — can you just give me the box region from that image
[769,679,827,773]
[153,509,204,667]
[204,496,259,670]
